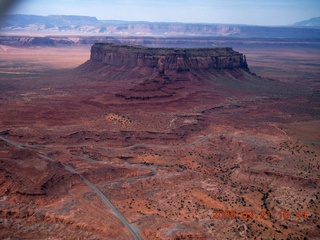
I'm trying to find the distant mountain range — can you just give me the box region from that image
[1,14,320,38]
[294,17,320,28]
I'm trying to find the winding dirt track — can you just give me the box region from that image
[0,135,142,240]
[0,129,287,239]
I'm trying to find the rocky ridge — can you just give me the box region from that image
[90,43,249,73]
[84,43,252,100]
[3,14,320,37]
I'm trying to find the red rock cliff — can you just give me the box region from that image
[90,43,249,73]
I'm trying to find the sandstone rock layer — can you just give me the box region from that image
[90,43,249,73]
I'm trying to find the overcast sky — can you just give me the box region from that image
[8,0,320,25]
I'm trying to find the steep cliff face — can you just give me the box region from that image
[90,43,249,73]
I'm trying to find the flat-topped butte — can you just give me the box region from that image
[92,43,238,57]
[90,43,249,71]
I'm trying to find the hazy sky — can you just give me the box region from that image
[9,0,320,25]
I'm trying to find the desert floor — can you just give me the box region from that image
[0,43,319,239]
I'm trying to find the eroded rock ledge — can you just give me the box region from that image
[90,43,249,73]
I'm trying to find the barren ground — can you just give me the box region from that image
[0,44,319,239]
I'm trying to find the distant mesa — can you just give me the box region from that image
[77,43,253,101]
[90,43,249,73]
[2,14,320,37]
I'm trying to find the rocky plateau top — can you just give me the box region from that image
[90,43,249,73]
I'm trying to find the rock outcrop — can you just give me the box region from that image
[90,43,249,73]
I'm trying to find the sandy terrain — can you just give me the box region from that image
[0,45,90,72]
[0,43,319,239]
